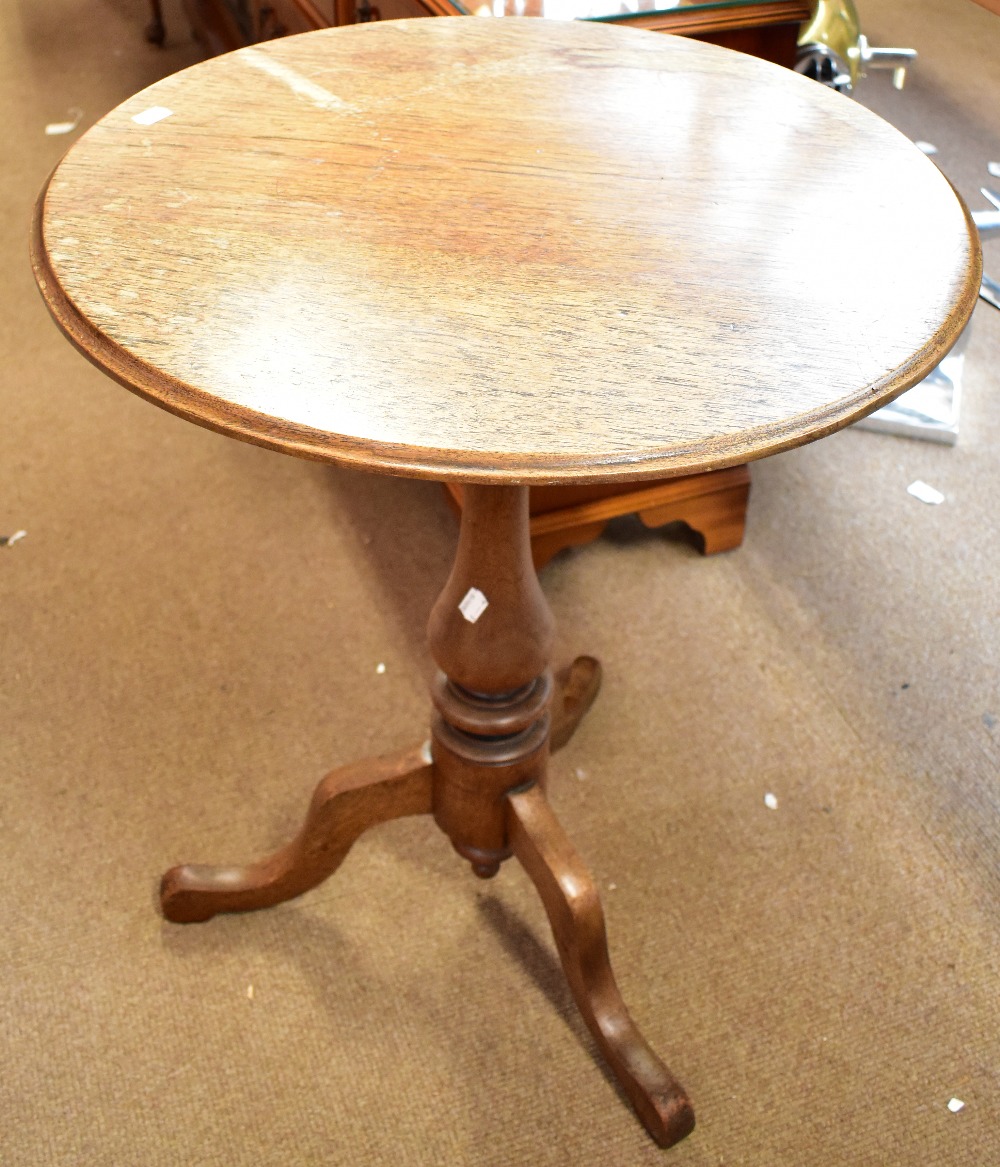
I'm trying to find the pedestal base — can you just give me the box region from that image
[161,486,694,1149]
[161,655,694,1148]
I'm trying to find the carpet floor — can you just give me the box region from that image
[1,1,997,1163]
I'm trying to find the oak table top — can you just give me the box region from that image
[32,19,978,484]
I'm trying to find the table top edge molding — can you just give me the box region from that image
[31,166,980,486]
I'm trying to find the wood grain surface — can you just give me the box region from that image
[32,18,980,484]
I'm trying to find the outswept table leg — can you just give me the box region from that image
[161,741,433,923]
[508,783,694,1149]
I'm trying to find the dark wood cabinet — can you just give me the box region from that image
[178,0,810,67]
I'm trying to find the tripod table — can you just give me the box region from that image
[32,18,979,1148]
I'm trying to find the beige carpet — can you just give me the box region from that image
[1,1,997,1163]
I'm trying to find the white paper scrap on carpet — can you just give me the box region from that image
[907,481,945,505]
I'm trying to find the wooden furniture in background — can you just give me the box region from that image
[564,0,811,65]
[447,465,752,569]
[34,20,978,1147]
[165,1,811,86]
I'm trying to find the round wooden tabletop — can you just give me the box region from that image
[32,19,979,484]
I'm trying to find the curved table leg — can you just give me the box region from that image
[550,656,602,753]
[508,784,694,1149]
[161,741,434,923]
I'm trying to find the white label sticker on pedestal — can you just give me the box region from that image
[459,587,489,623]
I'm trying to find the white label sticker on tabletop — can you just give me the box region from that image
[459,587,489,624]
[132,106,174,126]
